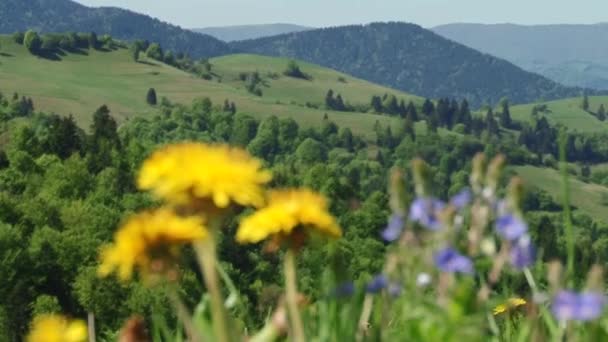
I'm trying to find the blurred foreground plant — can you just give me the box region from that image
[25,144,608,341]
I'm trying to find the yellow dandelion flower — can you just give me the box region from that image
[236,189,342,244]
[27,315,87,342]
[98,208,207,281]
[138,142,272,208]
[493,297,527,315]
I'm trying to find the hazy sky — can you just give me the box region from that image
[75,0,608,28]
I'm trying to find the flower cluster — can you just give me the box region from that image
[27,315,87,342]
[98,208,207,281]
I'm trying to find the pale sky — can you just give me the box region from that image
[74,0,608,28]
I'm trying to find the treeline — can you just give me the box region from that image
[13,30,119,56]
[131,40,214,80]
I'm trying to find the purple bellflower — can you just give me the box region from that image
[510,235,535,269]
[434,247,474,274]
[552,290,606,321]
[381,214,405,242]
[409,197,445,231]
[496,214,528,241]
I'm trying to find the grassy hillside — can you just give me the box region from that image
[0,36,422,138]
[512,165,608,222]
[511,96,608,132]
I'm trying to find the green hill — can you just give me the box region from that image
[0,36,422,138]
[511,96,608,132]
[512,165,608,222]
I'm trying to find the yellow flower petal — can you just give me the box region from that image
[138,142,271,208]
[236,189,342,244]
[27,315,87,342]
[98,208,207,281]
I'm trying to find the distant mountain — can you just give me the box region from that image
[432,23,608,90]
[193,24,312,42]
[0,0,231,58]
[232,22,603,107]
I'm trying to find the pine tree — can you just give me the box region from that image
[371,96,383,113]
[335,94,345,111]
[597,104,606,121]
[422,99,434,119]
[485,108,499,136]
[146,88,157,105]
[406,101,418,122]
[582,94,590,112]
[499,99,512,128]
[325,90,335,110]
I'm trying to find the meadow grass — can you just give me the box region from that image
[512,165,608,222]
[510,96,608,133]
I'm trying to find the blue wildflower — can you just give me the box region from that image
[331,282,355,298]
[510,235,535,269]
[366,275,388,294]
[450,189,472,210]
[552,290,606,321]
[388,283,402,297]
[409,197,445,230]
[434,247,474,274]
[496,214,528,241]
[381,214,405,242]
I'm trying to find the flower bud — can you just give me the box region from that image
[412,158,431,197]
[586,265,604,292]
[470,153,486,194]
[389,168,408,215]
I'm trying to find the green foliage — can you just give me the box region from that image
[284,60,310,80]
[12,31,24,44]
[23,30,42,54]
[145,43,164,61]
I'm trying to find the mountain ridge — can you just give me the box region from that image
[432,23,608,90]
[193,23,312,42]
[232,22,604,107]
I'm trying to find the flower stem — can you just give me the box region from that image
[195,230,230,342]
[284,248,305,342]
[167,286,204,342]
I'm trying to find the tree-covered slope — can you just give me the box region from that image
[433,23,608,90]
[0,0,231,58]
[231,22,604,107]
[193,23,312,42]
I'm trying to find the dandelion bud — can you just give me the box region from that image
[416,273,432,287]
[411,158,431,197]
[507,177,525,211]
[486,154,506,194]
[586,265,604,292]
[547,261,563,292]
[389,168,408,214]
[480,237,497,256]
[470,153,486,193]
[119,316,149,342]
